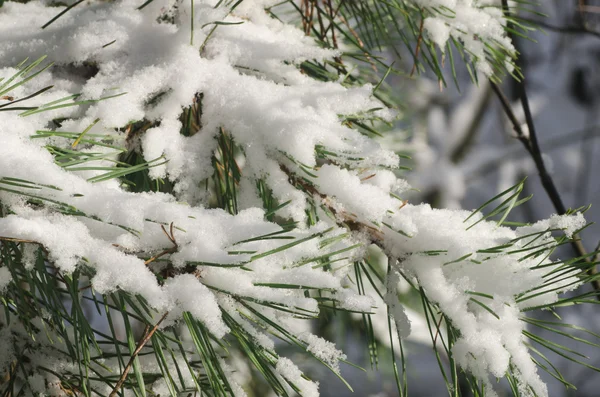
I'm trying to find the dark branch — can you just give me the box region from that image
[494,0,600,297]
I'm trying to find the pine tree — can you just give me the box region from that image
[0,1,597,396]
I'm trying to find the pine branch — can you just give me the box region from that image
[279,164,386,246]
[491,0,600,297]
[2,3,599,396]
[108,311,169,397]
[491,82,599,294]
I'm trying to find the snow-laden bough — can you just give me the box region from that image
[0,1,585,396]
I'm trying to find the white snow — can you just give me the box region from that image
[0,1,583,396]
[411,0,515,76]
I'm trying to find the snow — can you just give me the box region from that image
[0,267,11,291]
[411,0,515,76]
[163,274,228,336]
[314,164,400,222]
[276,357,320,397]
[520,212,586,239]
[0,0,585,396]
[298,332,347,374]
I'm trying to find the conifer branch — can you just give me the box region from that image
[280,164,386,245]
[493,0,600,298]
[491,82,600,295]
[108,311,169,397]
[1,3,598,396]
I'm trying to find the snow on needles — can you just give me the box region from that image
[410,0,516,76]
[0,1,584,396]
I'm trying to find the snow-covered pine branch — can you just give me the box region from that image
[0,1,592,396]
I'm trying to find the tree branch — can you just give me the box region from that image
[108,311,169,397]
[494,0,600,297]
[280,164,386,247]
[491,81,599,295]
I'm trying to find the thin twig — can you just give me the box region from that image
[322,0,344,39]
[108,311,169,397]
[491,82,600,294]
[593,240,600,264]
[0,236,40,244]
[432,315,444,347]
[489,83,530,151]
[145,222,178,265]
[410,12,425,77]
[337,13,377,72]
[578,4,600,14]
[450,82,493,163]
[325,0,338,48]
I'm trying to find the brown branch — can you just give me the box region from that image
[304,0,316,35]
[145,222,179,265]
[301,0,308,34]
[108,311,169,397]
[337,13,377,72]
[315,0,327,43]
[322,0,344,39]
[325,0,338,48]
[280,164,386,245]
[411,13,425,77]
[0,236,41,245]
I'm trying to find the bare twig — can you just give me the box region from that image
[491,82,600,295]
[108,311,169,397]
[337,13,378,72]
[325,0,338,48]
[410,13,425,77]
[144,222,178,265]
[0,236,40,245]
[579,4,600,14]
